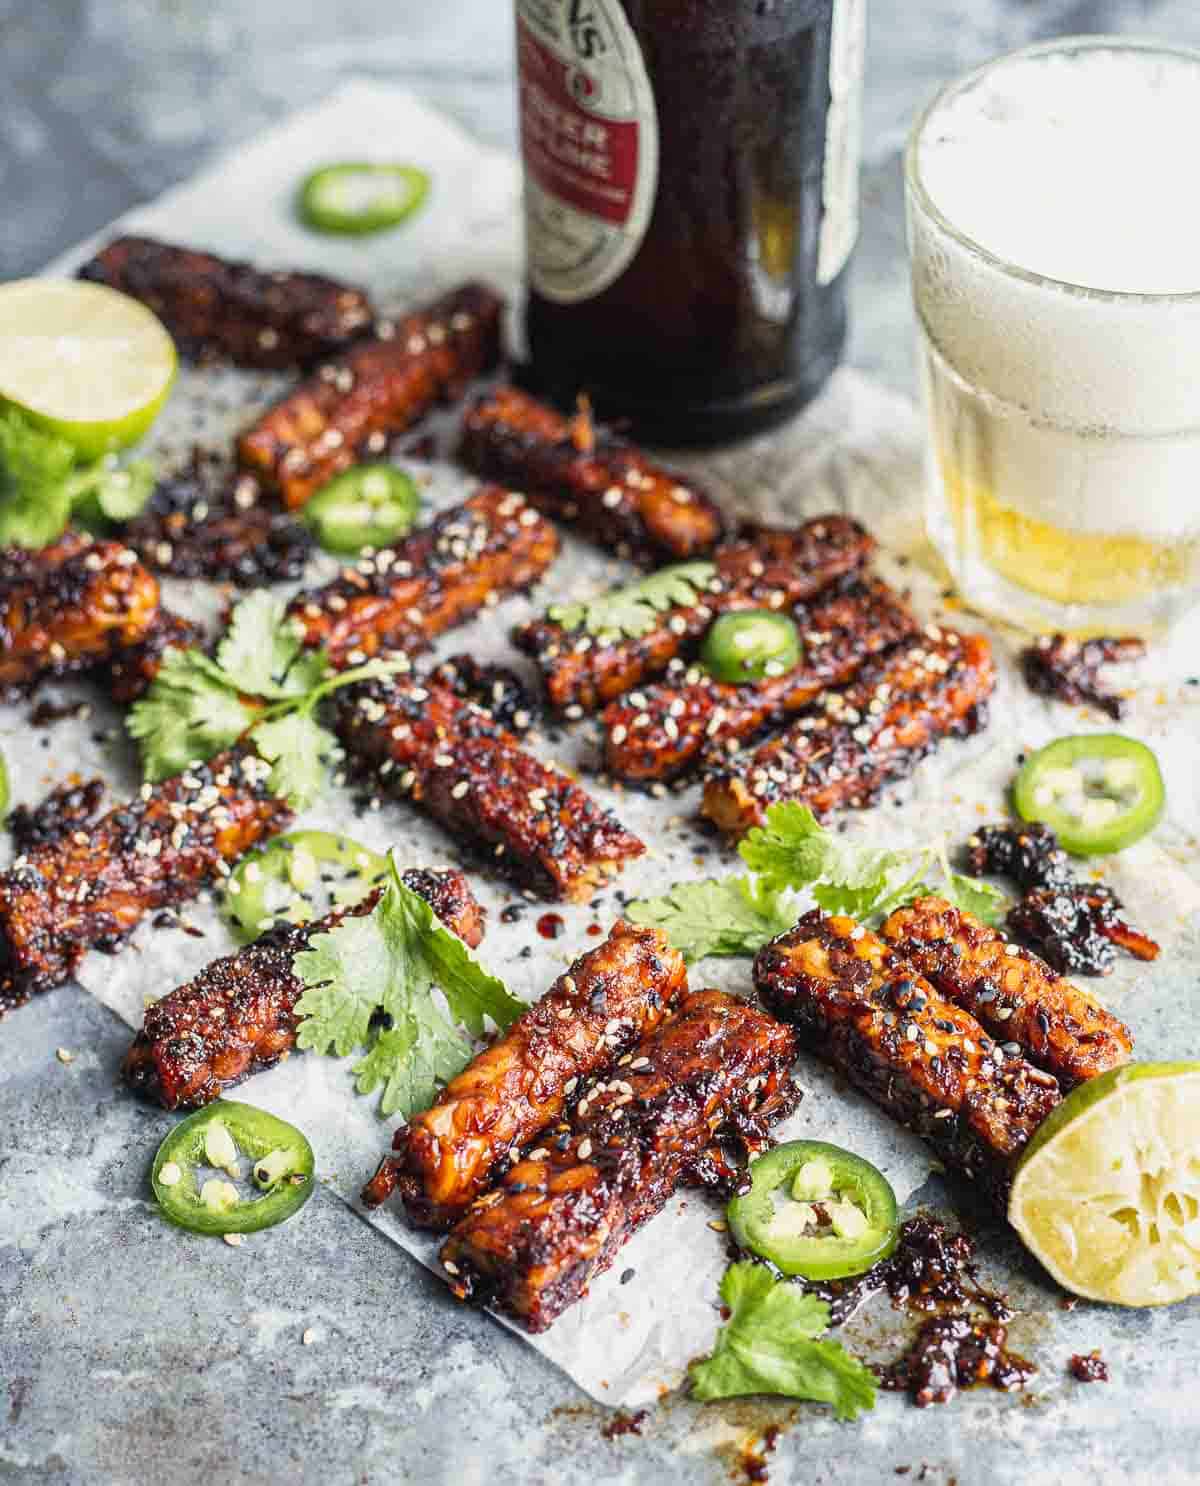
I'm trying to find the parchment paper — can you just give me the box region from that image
[11,80,1199,1407]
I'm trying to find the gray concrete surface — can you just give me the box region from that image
[3,3,1200,1483]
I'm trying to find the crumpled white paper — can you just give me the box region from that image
[10,80,1198,1407]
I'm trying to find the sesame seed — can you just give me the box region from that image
[55,1047,75,1064]
[578,1139,593,1159]
[223,1233,244,1248]
[442,1260,460,1276]
[451,781,470,799]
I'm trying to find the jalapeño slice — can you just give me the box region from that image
[151,1100,314,1235]
[223,830,388,943]
[297,162,430,236]
[1013,734,1165,856]
[304,465,420,555]
[700,610,802,684]
[726,1140,899,1280]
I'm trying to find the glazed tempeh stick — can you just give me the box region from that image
[440,989,799,1332]
[702,627,996,837]
[602,577,916,784]
[286,488,560,668]
[880,897,1133,1089]
[238,283,504,507]
[335,675,645,902]
[514,515,874,715]
[0,532,161,696]
[122,868,485,1111]
[362,921,689,1228]
[460,385,725,565]
[0,748,292,1016]
[78,234,374,368]
[754,911,1061,1212]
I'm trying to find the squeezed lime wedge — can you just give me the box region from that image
[1009,1062,1200,1307]
[0,279,176,459]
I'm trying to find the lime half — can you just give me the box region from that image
[0,279,176,459]
[1010,1062,1200,1307]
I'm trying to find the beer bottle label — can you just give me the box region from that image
[516,0,659,305]
[817,0,866,286]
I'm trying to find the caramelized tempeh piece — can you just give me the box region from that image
[238,283,503,507]
[363,921,689,1228]
[0,748,292,1016]
[460,385,725,565]
[440,989,798,1331]
[603,577,916,783]
[336,675,645,901]
[754,912,1061,1211]
[881,897,1133,1089]
[78,234,374,368]
[104,607,204,704]
[286,488,559,667]
[514,516,874,715]
[703,628,996,837]
[122,869,485,1111]
[0,532,160,697]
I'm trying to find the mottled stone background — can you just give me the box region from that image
[3,3,1199,1483]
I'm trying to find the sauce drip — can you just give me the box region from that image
[536,912,565,940]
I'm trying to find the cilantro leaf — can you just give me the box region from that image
[627,876,794,962]
[126,648,260,782]
[216,591,326,700]
[740,802,904,905]
[689,1263,876,1420]
[0,408,76,548]
[70,456,157,531]
[295,852,524,1118]
[252,711,337,811]
[548,561,716,640]
[942,871,1008,926]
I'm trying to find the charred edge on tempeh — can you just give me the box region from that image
[602,576,917,784]
[881,897,1133,1088]
[9,779,108,853]
[440,989,799,1332]
[427,654,540,735]
[460,385,725,566]
[78,234,374,369]
[0,747,293,1015]
[362,920,689,1229]
[335,674,645,903]
[238,283,504,508]
[702,627,996,837]
[754,911,1061,1212]
[0,532,161,698]
[104,607,205,705]
[513,515,875,715]
[287,487,559,669]
[122,869,484,1111]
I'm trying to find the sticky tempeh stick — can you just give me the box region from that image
[335,674,645,902]
[0,747,292,1016]
[238,283,504,507]
[460,385,725,565]
[754,911,1061,1211]
[439,989,798,1331]
[122,868,485,1111]
[78,234,374,369]
[702,627,996,837]
[602,577,916,783]
[363,920,689,1228]
[880,896,1133,1089]
[514,515,874,716]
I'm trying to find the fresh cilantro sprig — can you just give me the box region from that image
[0,406,155,547]
[628,801,1006,962]
[548,560,716,640]
[690,1262,876,1420]
[293,850,524,1118]
[127,589,399,807]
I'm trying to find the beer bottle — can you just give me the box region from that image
[516,0,866,446]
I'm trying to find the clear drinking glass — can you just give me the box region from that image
[905,37,1200,637]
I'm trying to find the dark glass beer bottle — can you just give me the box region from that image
[515,0,865,445]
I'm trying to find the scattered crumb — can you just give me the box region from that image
[55,1048,74,1064]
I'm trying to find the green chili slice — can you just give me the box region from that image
[151,1100,314,1235]
[223,830,388,943]
[726,1140,899,1280]
[1013,734,1165,856]
[303,465,420,555]
[297,162,430,235]
[700,611,802,684]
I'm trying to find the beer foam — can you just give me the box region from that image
[918,44,1200,294]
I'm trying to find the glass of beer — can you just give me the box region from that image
[906,37,1200,636]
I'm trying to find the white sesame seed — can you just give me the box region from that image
[578,1139,593,1159]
